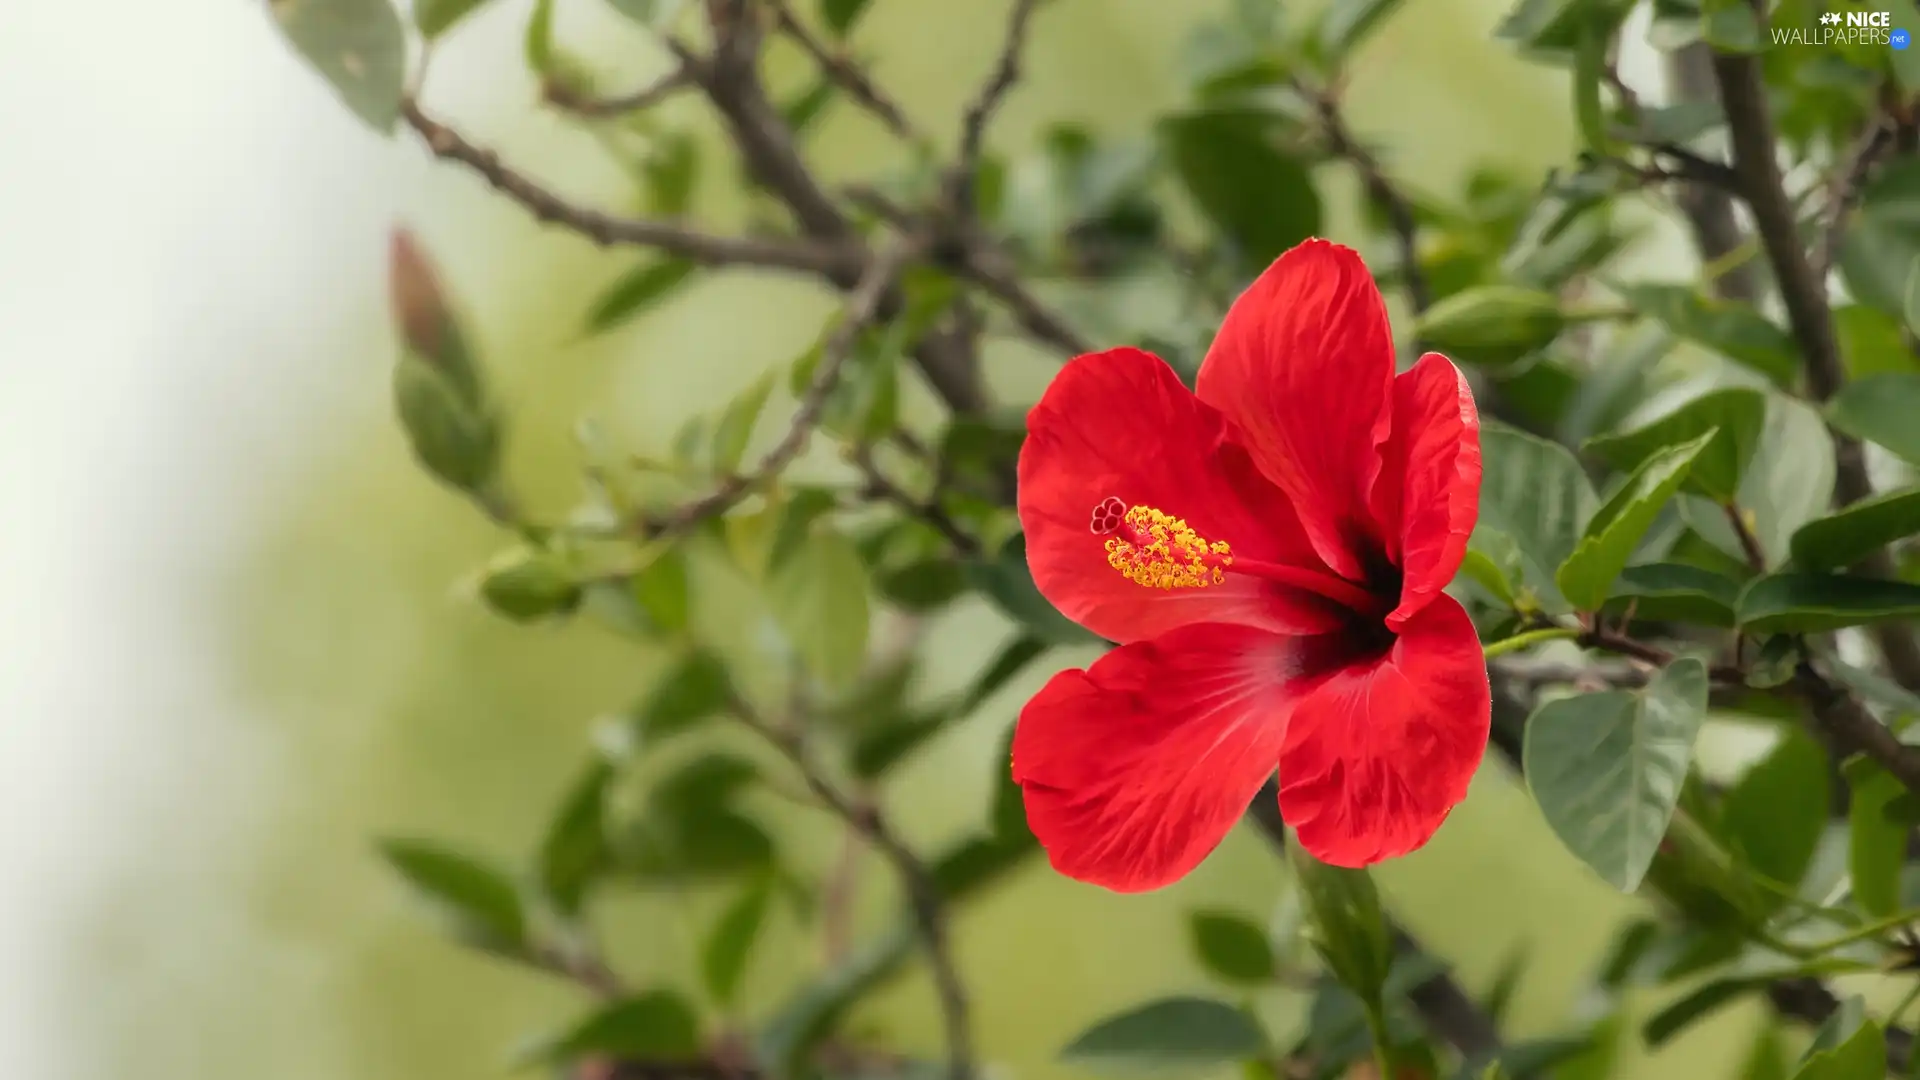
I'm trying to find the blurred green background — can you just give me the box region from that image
[0,0,1776,1078]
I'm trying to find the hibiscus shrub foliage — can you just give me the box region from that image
[277,0,1920,1076]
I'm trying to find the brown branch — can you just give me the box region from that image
[953,0,1045,202]
[1795,658,1920,797]
[1665,44,1763,305]
[852,447,982,555]
[764,0,924,143]
[956,239,1092,356]
[726,690,974,1080]
[1723,501,1768,571]
[644,237,916,540]
[543,68,694,118]
[1307,85,1431,316]
[1814,115,1895,283]
[399,98,862,278]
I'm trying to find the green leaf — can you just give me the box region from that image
[378,838,528,951]
[1835,304,1915,379]
[643,132,700,218]
[1615,284,1797,385]
[1829,373,1920,467]
[1288,849,1392,1008]
[960,635,1048,713]
[712,372,776,475]
[1789,486,1920,571]
[1524,660,1709,892]
[1584,388,1765,502]
[1497,0,1634,54]
[1160,111,1321,269]
[1474,423,1599,613]
[1792,1011,1886,1080]
[968,534,1102,645]
[582,258,696,336]
[1602,562,1741,628]
[1556,431,1714,611]
[1720,730,1830,907]
[820,0,874,35]
[1058,997,1266,1073]
[630,649,733,747]
[630,548,692,635]
[768,523,871,687]
[516,989,702,1067]
[1188,911,1275,984]
[702,879,773,1007]
[1736,573,1920,633]
[1740,1028,1791,1080]
[538,760,614,915]
[1905,254,1920,337]
[876,558,970,612]
[393,355,500,494]
[1412,285,1566,369]
[1841,158,1920,317]
[268,0,406,134]
[1316,0,1407,62]
[1700,0,1763,52]
[480,548,580,622]
[1572,16,1609,155]
[1847,757,1909,918]
[524,0,554,72]
[606,0,687,28]
[415,0,492,38]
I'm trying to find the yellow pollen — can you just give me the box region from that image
[1094,503,1233,590]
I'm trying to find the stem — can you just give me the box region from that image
[1482,626,1580,659]
[1723,500,1768,571]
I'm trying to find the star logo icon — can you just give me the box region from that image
[1820,10,1841,24]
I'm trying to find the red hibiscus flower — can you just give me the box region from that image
[1010,239,1490,889]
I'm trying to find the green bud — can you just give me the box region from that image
[393,355,500,493]
[389,228,483,404]
[479,547,582,623]
[1413,285,1567,368]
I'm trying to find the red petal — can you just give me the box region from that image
[1014,623,1337,892]
[1372,354,1482,630]
[1276,594,1490,868]
[1195,240,1396,581]
[1018,347,1343,644]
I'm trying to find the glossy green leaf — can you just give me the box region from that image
[1615,284,1797,385]
[1719,730,1830,906]
[1736,573,1920,633]
[1524,660,1709,891]
[1829,373,1920,467]
[1846,757,1908,918]
[1188,911,1275,984]
[1602,562,1741,628]
[516,989,702,1066]
[1557,431,1714,611]
[378,838,528,951]
[268,0,406,134]
[1160,111,1320,269]
[415,0,492,37]
[711,372,776,475]
[769,523,871,687]
[1058,997,1266,1072]
[1412,285,1566,369]
[1584,388,1765,502]
[582,258,696,336]
[538,760,614,915]
[1789,486,1920,571]
[1477,422,1599,613]
[702,879,773,1007]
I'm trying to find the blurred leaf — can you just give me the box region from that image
[393,355,500,494]
[1160,110,1320,269]
[1572,17,1609,155]
[480,547,581,622]
[1828,658,1920,724]
[1459,540,1519,609]
[1834,304,1916,378]
[1058,997,1266,1072]
[759,921,916,1074]
[782,77,839,135]
[849,707,953,779]
[1477,423,1598,613]
[1497,0,1634,54]
[269,0,406,134]
[630,649,733,747]
[1840,158,1920,316]
[820,0,873,35]
[1316,0,1406,63]
[524,0,555,73]
[1740,1028,1791,1080]
[1288,849,1393,1009]
[1700,0,1762,52]
[1735,573,1920,633]
[961,634,1049,713]
[624,804,774,884]
[1483,943,1529,1028]
[1829,373,1920,467]
[1719,729,1829,909]
[378,838,528,951]
[582,258,696,336]
[768,522,871,687]
[1524,660,1709,891]
[539,760,614,915]
[1615,284,1797,385]
[415,0,492,37]
[876,558,970,612]
[1792,1009,1885,1079]
[1557,431,1713,611]
[1584,388,1765,502]
[1846,757,1909,918]
[1188,911,1275,984]
[968,533,1102,645]
[1628,101,1724,143]
[606,0,686,28]
[1789,486,1920,571]
[515,989,702,1067]
[643,131,700,218]
[1413,285,1566,369]
[630,548,692,635]
[1602,562,1741,627]
[1643,954,1874,1048]
[712,371,776,475]
[702,878,773,1007]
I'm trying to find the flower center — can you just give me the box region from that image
[1090,496,1387,616]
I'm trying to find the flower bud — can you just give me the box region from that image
[393,354,500,494]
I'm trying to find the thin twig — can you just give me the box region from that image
[400,98,863,278]
[645,237,917,540]
[953,0,1045,201]
[852,447,981,555]
[764,0,925,143]
[1723,501,1769,571]
[957,238,1092,356]
[1305,83,1431,316]
[1814,115,1895,282]
[543,68,694,118]
[1795,660,1920,798]
[726,691,975,1080]
[1664,44,1763,305]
